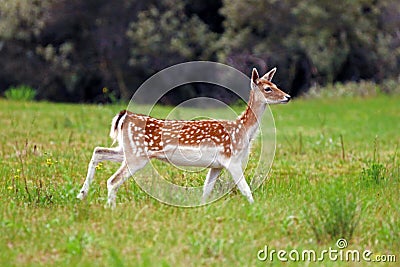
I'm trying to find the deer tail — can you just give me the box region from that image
[110,110,127,146]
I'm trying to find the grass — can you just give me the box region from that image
[4,85,36,101]
[0,95,399,266]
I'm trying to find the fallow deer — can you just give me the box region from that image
[77,67,290,208]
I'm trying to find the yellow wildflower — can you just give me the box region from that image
[46,158,53,166]
[95,162,103,170]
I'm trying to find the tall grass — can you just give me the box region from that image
[4,85,36,101]
[303,180,362,243]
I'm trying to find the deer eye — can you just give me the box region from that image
[264,86,272,92]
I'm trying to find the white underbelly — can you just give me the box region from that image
[149,145,224,168]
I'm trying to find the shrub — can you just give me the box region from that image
[4,85,36,101]
[303,79,400,99]
[304,81,379,98]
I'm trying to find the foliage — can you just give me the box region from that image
[303,78,400,98]
[0,0,149,102]
[0,0,400,102]
[4,85,36,101]
[126,2,225,104]
[219,0,400,95]
[0,0,49,41]
[291,0,385,82]
[127,1,220,72]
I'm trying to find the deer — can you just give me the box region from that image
[77,67,291,208]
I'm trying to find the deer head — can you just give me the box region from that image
[251,68,291,104]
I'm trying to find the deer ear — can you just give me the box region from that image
[251,68,259,90]
[262,67,277,81]
[251,68,259,86]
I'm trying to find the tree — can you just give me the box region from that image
[218,0,400,95]
[0,0,157,102]
[292,0,400,83]
[218,0,312,96]
[1,0,399,101]
[127,1,225,104]
[0,0,50,94]
[127,1,220,72]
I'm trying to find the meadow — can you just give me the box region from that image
[0,94,399,266]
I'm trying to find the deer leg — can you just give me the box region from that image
[202,168,222,203]
[106,159,148,209]
[77,147,123,200]
[226,164,254,204]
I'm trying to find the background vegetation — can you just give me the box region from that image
[1,0,399,103]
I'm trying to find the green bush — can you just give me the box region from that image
[303,79,400,99]
[4,85,36,101]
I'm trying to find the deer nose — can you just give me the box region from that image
[285,95,291,101]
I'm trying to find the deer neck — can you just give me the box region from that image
[237,89,266,142]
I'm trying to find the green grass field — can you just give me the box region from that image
[0,95,399,266]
